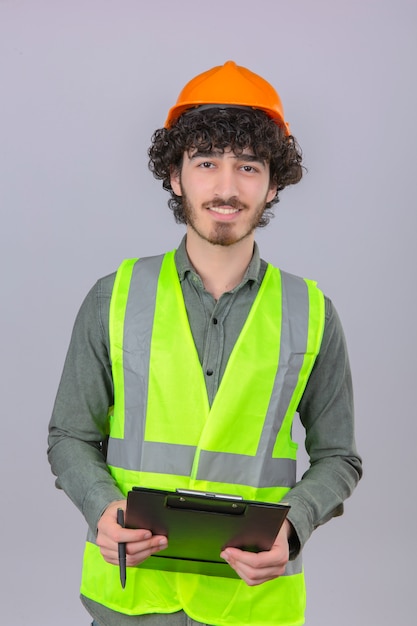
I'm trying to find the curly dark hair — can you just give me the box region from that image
[148,107,303,226]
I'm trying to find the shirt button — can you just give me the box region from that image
[206,369,214,376]
[213,318,218,325]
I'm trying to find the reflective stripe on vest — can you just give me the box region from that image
[106,251,324,494]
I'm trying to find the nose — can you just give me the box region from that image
[213,163,239,200]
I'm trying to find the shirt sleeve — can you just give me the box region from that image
[284,297,363,558]
[47,274,124,534]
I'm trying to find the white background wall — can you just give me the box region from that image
[1,0,416,624]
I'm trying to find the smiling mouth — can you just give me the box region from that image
[209,206,240,215]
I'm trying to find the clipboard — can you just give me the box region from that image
[125,487,290,578]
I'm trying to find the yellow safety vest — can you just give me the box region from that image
[81,251,325,626]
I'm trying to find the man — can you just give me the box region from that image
[48,61,362,626]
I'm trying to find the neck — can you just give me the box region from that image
[185,229,255,300]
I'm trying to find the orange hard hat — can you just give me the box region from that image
[164,60,290,134]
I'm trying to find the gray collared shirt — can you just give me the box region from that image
[175,237,267,405]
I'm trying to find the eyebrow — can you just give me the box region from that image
[189,150,267,165]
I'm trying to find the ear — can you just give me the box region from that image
[170,166,182,196]
[266,183,278,204]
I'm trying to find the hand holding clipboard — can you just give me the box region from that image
[124,487,290,579]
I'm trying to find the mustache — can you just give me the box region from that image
[202,197,247,211]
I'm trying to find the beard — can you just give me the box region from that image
[182,188,269,247]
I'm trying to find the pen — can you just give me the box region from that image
[117,508,126,589]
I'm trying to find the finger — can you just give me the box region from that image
[225,558,285,586]
[126,537,168,566]
[116,527,153,543]
[222,541,289,568]
[126,534,168,558]
[221,547,268,568]
[100,534,168,567]
[98,525,153,550]
[221,549,287,586]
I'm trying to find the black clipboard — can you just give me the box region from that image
[125,487,290,578]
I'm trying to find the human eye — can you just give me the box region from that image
[196,160,215,169]
[239,163,260,174]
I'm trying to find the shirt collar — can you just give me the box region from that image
[174,235,263,289]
